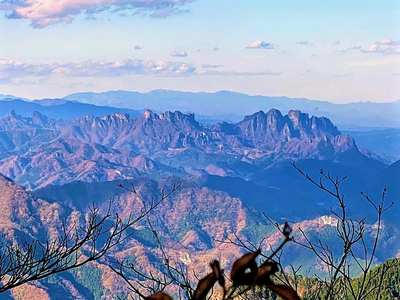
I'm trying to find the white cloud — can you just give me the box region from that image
[338,45,362,53]
[246,40,275,50]
[361,39,400,55]
[170,50,188,57]
[197,69,281,76]
[0,58,283,82]
[0,58,196,82]
[0,0,195,28]
[340,39,400,55]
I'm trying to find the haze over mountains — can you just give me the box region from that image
[1,90,400,128]
[0,98,141,120]
[1,90,399,162]
[64,90,400,128]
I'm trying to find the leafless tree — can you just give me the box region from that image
[214,216,302,300]
[110,218,195,300]
[0,182,180,293]
[111,164,396,300]
[292,163,393,300]
[111,217,300,300]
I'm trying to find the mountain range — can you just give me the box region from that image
[0,109,359,189]
[0,98,141,120]
[2,90,400,128]
[344,128,400,162]
[1,91,399,162]
[64,90,400,128]
[0,103,398,299]
[0,108,397,220]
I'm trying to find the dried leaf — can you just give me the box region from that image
[230,249,261,286]
[266,283,301,300]
[146,292,174,300]
[192,272,217,300]
[255,260,279,284]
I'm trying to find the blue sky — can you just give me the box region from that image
[0,0,399,102]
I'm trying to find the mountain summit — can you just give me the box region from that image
[0,109,360,188]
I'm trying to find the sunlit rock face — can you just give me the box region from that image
[0,109,360,188]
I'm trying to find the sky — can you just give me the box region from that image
[0,0,399,102]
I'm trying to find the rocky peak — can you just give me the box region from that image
[286,110,339,136]
[74,113,131,130]
[234,108,356,156]
[160,110,194,122]
[9,110,17,118]
[287,110,304,127]
[139,110,201,131]
[161,111,200,129]
[143,109,159,120]
[239,111,267,136]
[266,109,284,130]
[242,110,266,122]
[31,111,51,126]
[238,109,286,141]
[98,113,130,125]
[310,116,340,136]
[241,109,285,127]
[239,109,341,138]
[0,111,32,130]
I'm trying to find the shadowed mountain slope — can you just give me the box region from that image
[0,109,364,189]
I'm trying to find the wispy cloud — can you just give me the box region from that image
[332,72,353,78]
[339,45,363,53]
[201,64,223,69]
[0,58,282,82]
[296,40,314,47]
[0,59,53,83]
[0,0,196,28]
[361,39,400,55]
[340,39,400,55]
[0,58,197,82]
[170,50,188,57]
[197,69,281,76]
[246,40,275,50]
[296,40,313,47]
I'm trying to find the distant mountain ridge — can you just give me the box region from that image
[1,92,398,162]
[344,128,400,163]
[2,90,399,127]
[64,90,400,128]
[0,98,141,120]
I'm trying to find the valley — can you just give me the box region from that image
[0,98,398,299]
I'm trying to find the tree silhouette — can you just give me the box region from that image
[0,183,180,293]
